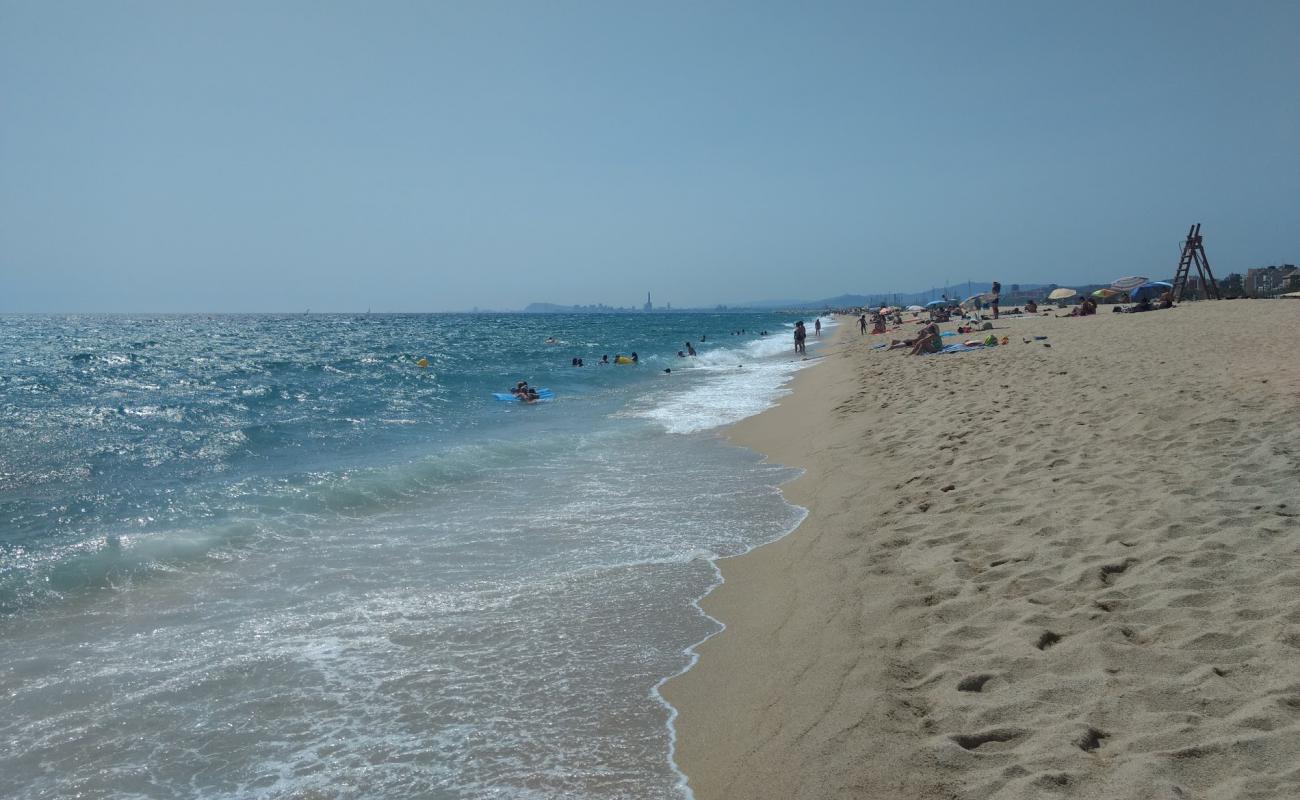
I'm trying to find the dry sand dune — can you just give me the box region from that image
[664,300,1300,800]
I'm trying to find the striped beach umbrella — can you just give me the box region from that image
[1110,276,1149,291]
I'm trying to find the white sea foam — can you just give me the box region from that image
[631,317,831,434]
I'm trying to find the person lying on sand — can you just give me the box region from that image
[1025,300,1038,313]
[1060,298,1097,317]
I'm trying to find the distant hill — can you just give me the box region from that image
[739,285,1026,309]
[523,283,1078,313]
[740,293,872,309]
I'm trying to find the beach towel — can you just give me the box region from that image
[927,343,986,355]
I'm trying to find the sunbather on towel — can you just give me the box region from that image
[889,322,942,354]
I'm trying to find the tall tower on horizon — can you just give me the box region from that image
[643,292,652,312]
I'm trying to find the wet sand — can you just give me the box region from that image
[664,300,1300,799]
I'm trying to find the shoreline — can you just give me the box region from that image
[662,301,1300,799]
[655,324,839,799]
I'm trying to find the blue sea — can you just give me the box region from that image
[0,312,830,799]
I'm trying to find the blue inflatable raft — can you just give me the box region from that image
[493,388,554,402]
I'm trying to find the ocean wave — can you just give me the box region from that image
[629,318,829,434]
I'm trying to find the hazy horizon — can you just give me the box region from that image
[3,1,1297,313]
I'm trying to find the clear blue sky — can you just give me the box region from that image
[2,0,1296,311]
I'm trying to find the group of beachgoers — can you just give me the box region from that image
[844,279,1184,359]
[509,321,826,399]
[792,318,821,355]
[1114,291,1176,313]
[568,352,637,367]
[856,309,900,336]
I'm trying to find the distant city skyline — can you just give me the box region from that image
[2,1,1297,313]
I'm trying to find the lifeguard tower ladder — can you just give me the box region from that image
[1170,223,1220,301]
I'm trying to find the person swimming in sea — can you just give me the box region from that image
[685,342,696,356]
[630,352,639,363]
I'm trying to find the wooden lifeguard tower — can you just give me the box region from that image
[1170,223,1221,301]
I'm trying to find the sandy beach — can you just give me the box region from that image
[663,300,1300,799]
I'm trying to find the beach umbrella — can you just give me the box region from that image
[925,299,947,308]
[906,305,924,312]
[1092,288,1122,298]
[1047,288,1077,300]
[960,294,983,308]
[1129,280,1172,300]
[1110,275,1149,291]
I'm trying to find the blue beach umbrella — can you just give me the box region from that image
[925,299,947,308]
[1129,281,1172,300]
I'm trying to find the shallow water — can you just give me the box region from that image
[0,312,826,798]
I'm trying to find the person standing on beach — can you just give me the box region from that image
[858,314,867,335]
[793,321,807,355]
[814,318,822,337]
[990,281,1001,320]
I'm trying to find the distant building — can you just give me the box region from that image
[1245,265,1298,297]
[643,292,653,312]
[1217,273,1245,296]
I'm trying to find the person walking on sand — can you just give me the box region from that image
[990,281,1002,320]
[814,318,822,338]
[793,321,807,355]
[858,314,867,335]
